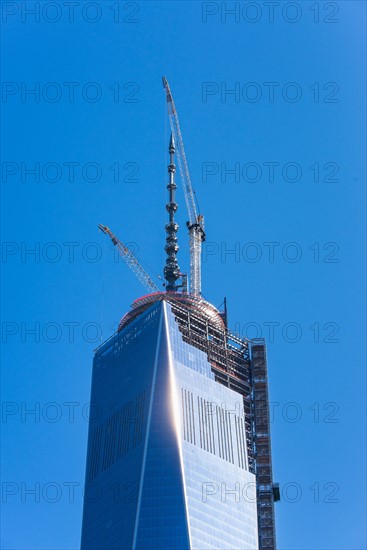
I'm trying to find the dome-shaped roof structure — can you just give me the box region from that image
[118,292,224,332]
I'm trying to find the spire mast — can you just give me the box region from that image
[162,76,205,296]
[164,133,180,292]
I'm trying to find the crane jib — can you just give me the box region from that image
[162,76,205,296]
[98,224,160,294]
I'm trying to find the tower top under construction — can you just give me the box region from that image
[91,77,279,550]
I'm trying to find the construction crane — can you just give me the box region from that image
[98,224,160,293]
[162,76,205,297]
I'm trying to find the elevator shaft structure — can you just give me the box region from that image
[162,76,205,297]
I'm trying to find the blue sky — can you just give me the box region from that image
[1,1,366,549]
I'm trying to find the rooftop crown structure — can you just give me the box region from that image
[82,78,278,550]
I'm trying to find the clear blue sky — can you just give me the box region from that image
[1,1,366,549]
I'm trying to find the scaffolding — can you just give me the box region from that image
[251,339,278,550]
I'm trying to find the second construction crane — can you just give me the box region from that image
[162,76,205,297]
[98,224,159,294]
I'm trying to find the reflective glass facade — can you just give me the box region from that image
[81,300,258,549]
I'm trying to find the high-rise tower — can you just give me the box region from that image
[81,95,278,550]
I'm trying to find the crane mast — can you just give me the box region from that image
[162,76,205,296]
[98,224,160,293]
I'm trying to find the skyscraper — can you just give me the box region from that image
[81,83,278,550]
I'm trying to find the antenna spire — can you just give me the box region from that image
[164,133,180,292]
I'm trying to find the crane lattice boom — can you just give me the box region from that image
[98,224,159,293]
[162,76,205,297]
